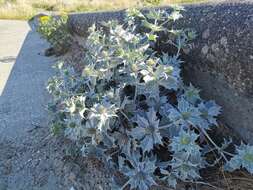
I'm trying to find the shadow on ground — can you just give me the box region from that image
[0,21,62,190]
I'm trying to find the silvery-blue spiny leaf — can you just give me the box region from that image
[131,108,163,152]
[83,118,102,145]
[159,65,180,89]
[47,76,63,98]
[167,128,204,182]
[113,130,133,155]
[225,143,253,174]
[170,129,200,153]
[146,33,158,41]
[186,30,197,41]
[147,96,167,111]
[110,177,122,190]
[159,103,181,138]
[126,8,145,19]
[64,96,87,118]
[82,64,98,78]
[87,24,103,46]
[168,98,201,127]
[138,81,160,100]
[220,138,233,151]
[111,25,137,42]
[90,102,118,131]
[160,102,174,116]
[159,53,183,66]
[141,64,180,92]
[119,152,157,190]
[146,9,166,21]
[160,169,177,188]
[168,11,183,21]
[64,114,83,141]
[170,152,202,181]
[142,20,163,32]
[198,100,221,127]
[183,84,201,104]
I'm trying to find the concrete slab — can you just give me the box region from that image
[0,20,60,189]
[0,20,29,95]
[0,20,53,142]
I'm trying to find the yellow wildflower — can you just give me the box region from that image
[39,15,50,24]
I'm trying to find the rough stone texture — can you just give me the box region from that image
[173,1,253,144]
[67,0,253,143]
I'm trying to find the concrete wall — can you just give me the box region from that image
[67,1,253,143]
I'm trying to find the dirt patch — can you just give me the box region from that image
[0,123,109,189]
[0,125,112,190]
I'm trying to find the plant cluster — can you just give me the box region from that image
[45,6,253,190]
[37,14,72,55]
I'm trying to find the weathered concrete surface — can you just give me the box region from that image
[0,20,29,96]
[0,20,53,143]
[172,1,253,144]
[68,0,253,143]
[0,20,61,190]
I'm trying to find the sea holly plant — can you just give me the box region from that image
[119,151,157,190]
[43,5,253,190]
[225,143,253,173]
[168,129,204,181]
[131,108,163,152]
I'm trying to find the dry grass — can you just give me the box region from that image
[0,0,35,19]
[0,0,206,20]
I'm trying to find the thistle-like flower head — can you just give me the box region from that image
[131,108,162,152]
[170,129,200,153]
[119,152,157,190]
[168,98,201,127]
[198,100,221,127]
[226,143,253,174]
